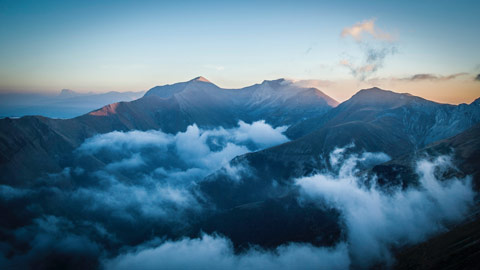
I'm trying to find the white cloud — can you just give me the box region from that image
[296,146,475,267]
[77,130,173,154]
[340,19,397,80]
[105,153,145,170]
[70,120,290,221]
[341,18,392,42]
[104,234,350,270]
[233,120,289,148]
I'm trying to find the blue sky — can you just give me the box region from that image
[0,0,479,102]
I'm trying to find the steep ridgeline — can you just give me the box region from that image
[250,88,480,182]
[372,123,480,190]
[236,87,480,185]
[198,88,480,210]
[287,87,480,147]
[143,77,338,128]
[0,77,337,185]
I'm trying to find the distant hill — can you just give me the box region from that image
[0,89,145,119]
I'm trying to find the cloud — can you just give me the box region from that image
[105,153,145,170]
[340,45,397,81]
[173,124,250,169]
[72,120,290,220]
[203,64,225,71]
[0,120,292,269]
[296,146,475,267]
[340,19,397,80]
[341,18,392,42]
[0,215,102,269]
[290,79,334,89]
[305,46,313,54]
[402,73,468,81]
[70,172,198,221]
[0,184,31,200]
[232,120,289,148]
[77,130,172,154]
[2,125,476,269]
[104,234,350,270]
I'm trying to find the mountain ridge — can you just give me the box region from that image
[0,77,338,184]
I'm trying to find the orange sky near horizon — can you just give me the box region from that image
[295,78,480,105]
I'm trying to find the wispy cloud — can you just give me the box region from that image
[402,73,468,81]
[341,18,393,42]
[340,19,397,81]
[203,64,225,71]
[291,79,333,89]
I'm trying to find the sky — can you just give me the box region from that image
[0,0,479,104]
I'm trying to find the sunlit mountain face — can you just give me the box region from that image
[1,1,480,270]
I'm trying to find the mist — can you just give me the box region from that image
[104,234,350,270]
[0,120,290,269]
[296,146,476,267]
[0,127,476,269]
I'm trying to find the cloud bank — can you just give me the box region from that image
[104,234,350,270]
[296,146,475,267]
[1,130,476,269]
[0,120,290,269]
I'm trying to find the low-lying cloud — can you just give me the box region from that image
[72,120,289,221]
[296,145,475,267]
[104,234,350,270]
[0,120,290,269]
[1,130,476,269]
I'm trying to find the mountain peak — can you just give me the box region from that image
[191,76,211,83]
[261,78,291,85]
[347,87,436,109]
[354,87,408,98]
[58,89,78,98]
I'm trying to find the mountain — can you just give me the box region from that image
[192,119,480,259]
[197,88,480,210]
[0,77,337,185]
[74,77,336,134]
[390,124,480,270]
[287,88,480,146]
[372,123,480,190]
[143,76,338,128]
[58,89,81,98]
[1,81,479,269]
[394,204,480,270]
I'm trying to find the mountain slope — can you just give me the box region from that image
[193,120,480,258]
[0,77,337,185]
[198,89,480,210]
[287,88,480,147]
[372,123,480,190]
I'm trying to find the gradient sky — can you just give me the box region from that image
[0,0,479,103]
